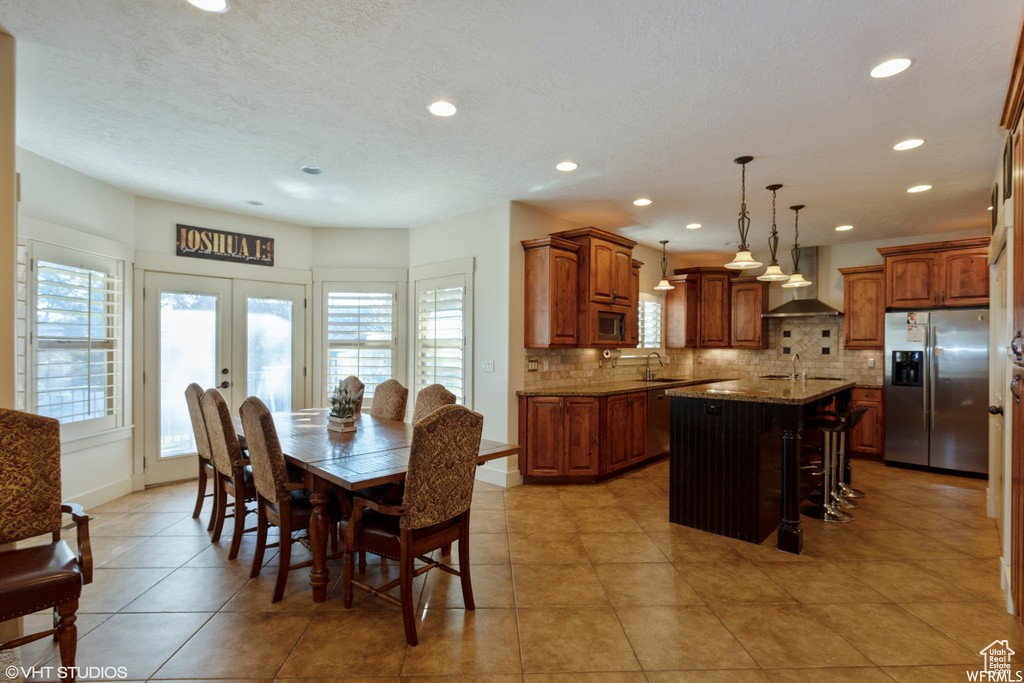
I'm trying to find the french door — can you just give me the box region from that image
[143,272,306,485]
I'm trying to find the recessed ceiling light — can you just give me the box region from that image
[246,200,264,206]
[186,0,229,12]
[907,185,932,193]
[686,223,702,230]
[556,161,578,172]
[893,139,925,151]
[633,198,652,206]
[428,101,457,117]
[300,165,324,175]
[871,58,913,78]
[835,225,853,231]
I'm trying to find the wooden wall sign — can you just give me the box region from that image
[175,224,274,266]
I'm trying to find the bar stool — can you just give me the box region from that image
[802,417,854,523]
[820,407,868,501]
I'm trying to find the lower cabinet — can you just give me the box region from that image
[848,388,884,455]
[602,392,647,470]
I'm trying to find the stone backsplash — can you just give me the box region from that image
[523,316,885,390]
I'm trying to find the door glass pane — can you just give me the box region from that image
[247,297,293,411]
[160,292,217,458]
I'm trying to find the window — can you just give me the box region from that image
[414,274,466,404]
[324,284,397,401]
[638,290,664,349]
[31,244,123,435]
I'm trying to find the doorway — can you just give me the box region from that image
[142,272,306,485]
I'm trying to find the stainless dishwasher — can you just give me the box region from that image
[646,388,671,458]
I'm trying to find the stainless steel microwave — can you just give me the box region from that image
[596,310,626,343]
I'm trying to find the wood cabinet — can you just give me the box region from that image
[839,266,884,349]
[879,237,990,309]
[848,387,884,455]
[665,267,734,349]
[522,237,580,348]
[627,259,641,347]
[602,392,646,471]
[730,277,768,349]
[665,275,699,348]
[520,395,599,477]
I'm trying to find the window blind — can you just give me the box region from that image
[638,291,664,349]
[325,286,396,400]
[414,275,465,404]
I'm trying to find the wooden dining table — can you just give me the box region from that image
[236,408,520,602]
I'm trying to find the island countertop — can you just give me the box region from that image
[665,377,857,405]
[515,377,732,397]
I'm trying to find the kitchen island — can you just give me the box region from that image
[665,377,856,554]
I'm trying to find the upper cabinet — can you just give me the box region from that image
[730,277,769,349]
[665,274,699,348]
[839,266,884,349]
[665,267,735,349]
[878,237,990,309]
[522,237,580,348]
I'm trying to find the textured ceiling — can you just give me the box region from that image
[0,0,1021,253]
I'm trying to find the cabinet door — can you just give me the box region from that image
[666,278,698,348]
[699,273,731,347]
[551,249,580,345]
[844,271,884,348]
[1015,130,1024,358]
[849,400,883,454]
[590,241,615,303]
[1011,367,1024,624]
[626,392,648,463]
[611,248,633,305]
[604,394,631,470]
[886,253,937,308]
[940,248,989,307]
[526,397,563,476]
[730,281,767,348]
[564,397,600,476]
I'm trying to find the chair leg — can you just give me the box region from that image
[228,490,246,561]
[458,515,475,611]
[330,522,338,554]
[399,536,418,646]
[206,465,217,532]
[211,474,227,543]
[343,549,354,609]
[273,524,291,604]
[440,543,452,556]
[193,457,208,519]
[251,498,269,579]
[55,600,78,683]
[359,548,367,574]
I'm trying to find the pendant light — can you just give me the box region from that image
[757,183,790,282]
[782,204,812,288]
[724,156,763,270]
[654,240,674,290]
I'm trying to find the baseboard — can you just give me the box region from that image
[65,477,134,511]
[476,455,523,489]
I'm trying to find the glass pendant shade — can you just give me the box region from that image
[654,278,674,290]
[654,239,674,290]
[781,271,812,288]
[757,264,789,282]
[724,250,762,270]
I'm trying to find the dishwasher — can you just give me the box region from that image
[646,388,671,458]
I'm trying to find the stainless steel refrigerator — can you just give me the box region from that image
[884,309,989,474]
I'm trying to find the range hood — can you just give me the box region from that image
[763,247,843,318]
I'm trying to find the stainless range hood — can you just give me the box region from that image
[763,247,842,318]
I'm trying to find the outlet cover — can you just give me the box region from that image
[868,358,875,368]
[482,360,495,372]
[527,359,539,372]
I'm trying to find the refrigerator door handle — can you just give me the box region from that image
[925,325,934,434]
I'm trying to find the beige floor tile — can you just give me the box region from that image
[138,489,208,513]
[809,603,979,666]
[615,605,757,671]
[148,680,272,683]
[917,506,998,530]
[321,561,426,611]
[222,564,338,611]
[643,672,770,683]
[445,534,511,565]
[508,508,576,534]
[625,508,675,533]
[98,534,213,568]
[19,613,112,669]
[90,535,148,566]
[754,561,886,604]
[915,527,1002,559]
[890,507,970,531]
[509,533,590,564]
[911,558,1005,601]
[418,563,515,610]
[524,674,647,683]
[556,486,622,510]
[831,560,975,602]
[276,611,406,677]
[594,562,702,606]
[566,507,643,534]
[154,611,314,679]
[929,487,988,507]
[721,533,822,563]
[764,667,892,682]
[882,664,990,682]
[78,567,174,613]
[805,529,912,562]
[513,564,609,607]
[121,566,252,612]
[647,528,744,563]
[404,677,517,683]
[517,607,640,673]
[401,609,522,675]
[155,515,219,536]
[182,535,274,568]
[579,532,669,563]
[505,486,567,510]
[676,562,794,604]
[90,512,190,537]
[900,601,1024,655]
[470,508,509,534]
[473,491,507,510]
[713,604,870,669]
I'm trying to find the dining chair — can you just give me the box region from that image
[343,376,365,414]
[342,404,484,645]
[0,409,92,682]
[412,383,456,423]
[201,388,257,560]
[184,383,219,530]
[240,396,343,603]
[370,379,409,421]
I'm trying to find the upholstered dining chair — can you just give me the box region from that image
[342,375,365,414]
[240,397,342,603]
[201,388,257,560]
[342,404,484,645]
[184,383,218,530]
[370,379,409,421]
[0,409,92,682]
[411,383,456,423]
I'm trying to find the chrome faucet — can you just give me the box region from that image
[644,351,664,380]
[790,353,801,381]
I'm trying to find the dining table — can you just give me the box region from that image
[236,408,520,602]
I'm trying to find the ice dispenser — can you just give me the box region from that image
[891,351,923,387]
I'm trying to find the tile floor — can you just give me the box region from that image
[15,459,1013,682]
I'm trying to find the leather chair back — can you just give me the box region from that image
[0,410,63,545]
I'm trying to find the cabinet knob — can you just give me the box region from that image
[1012,374,1021,404]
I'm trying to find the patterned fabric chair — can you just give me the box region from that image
[184,383,218,530]
[240,397,342,603]
[0,409,92,682]
[342,404,484,645]
[412,383,456,423]
[370,379,409,421]
[343,376,365,414]
[200,389,257,560]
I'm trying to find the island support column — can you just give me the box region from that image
[777,403,803,554]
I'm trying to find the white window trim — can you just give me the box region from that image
[621,288,667,360]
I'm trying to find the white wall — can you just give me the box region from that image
[311,227,409,269]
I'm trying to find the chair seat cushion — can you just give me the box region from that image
[342,510,459,561]
[0,541,82,621]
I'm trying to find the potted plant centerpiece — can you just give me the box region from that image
[327,381,363,433]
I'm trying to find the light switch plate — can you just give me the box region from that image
[868,358,875,368]
[527,358,539,372]
[482,360,495,372]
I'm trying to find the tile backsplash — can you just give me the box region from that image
[523,316,884,390]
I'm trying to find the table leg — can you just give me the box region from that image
[778,425,803,554]
[308,482,331,602]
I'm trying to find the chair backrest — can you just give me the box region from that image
[200,388,245,477]
[0,409,63,545]
[401,404,483,530]
[184,383,212,461]
[412,383,457,423]
[371,379,409,421]
[239,396,290,503]
[343,376,365,414]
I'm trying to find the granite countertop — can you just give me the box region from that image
[665,377,857,405]
[854,382,884,390]
[516,377,732,397]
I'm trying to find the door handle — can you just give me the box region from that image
[933,291,937,304]
[1013,330,1022,361]
[220,381,230,389]
[988,405,1004,415]
[1012,374,1021,404]
[941,290,945,304]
